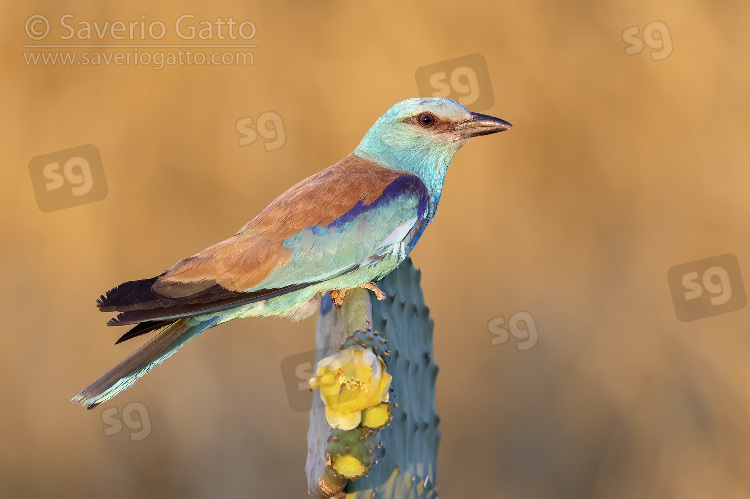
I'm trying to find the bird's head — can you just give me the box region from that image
[354,97,511,181]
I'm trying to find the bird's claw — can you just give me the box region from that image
[359,281,386,301]
[330,282,386,308]
[330,289,347,308]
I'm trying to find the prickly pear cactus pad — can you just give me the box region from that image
[346,258,440,498]
[306,258,439,498]
[326,427,380,479]
[341,330,390,363]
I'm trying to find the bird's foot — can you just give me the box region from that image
[359,281,386,301]
[330,282,386,308]
[330,289,348,308]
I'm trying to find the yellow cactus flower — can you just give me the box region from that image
[332,455,366,479]
[360,402,392,429]
[309,346,392,430]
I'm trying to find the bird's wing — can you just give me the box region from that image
[99,154,429,325]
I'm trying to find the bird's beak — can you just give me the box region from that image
[457,112,512,138]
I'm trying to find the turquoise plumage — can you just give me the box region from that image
[72,97,511,408]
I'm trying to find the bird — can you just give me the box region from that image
[71,97,512,409]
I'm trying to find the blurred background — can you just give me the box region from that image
[3,1,750,497]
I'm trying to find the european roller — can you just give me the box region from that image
[72,97,511,408]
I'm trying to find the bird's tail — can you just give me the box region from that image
[71,316,219,409]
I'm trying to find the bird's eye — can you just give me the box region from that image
[417,112,436,128]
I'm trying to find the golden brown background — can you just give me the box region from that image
[3,1,750,497]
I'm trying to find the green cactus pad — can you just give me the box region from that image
[345,257,441,497]
[340,330,390,364]
[307,258,439,497]
[326,427,380,480]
